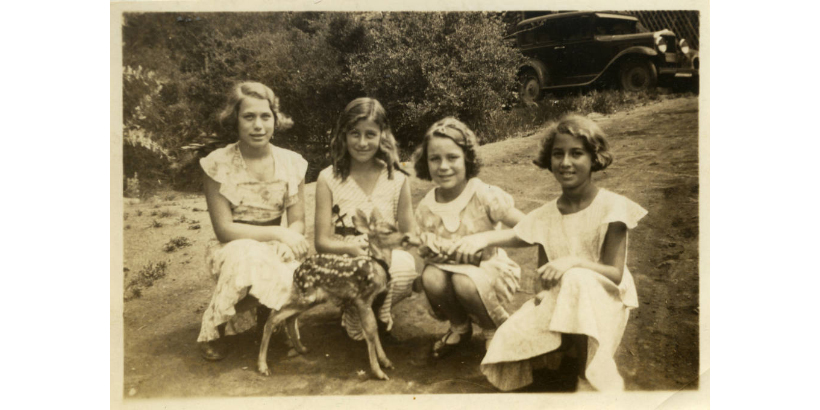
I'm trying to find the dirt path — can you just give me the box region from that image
[121,96,700,397]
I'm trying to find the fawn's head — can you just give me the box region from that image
[352,208,419,268]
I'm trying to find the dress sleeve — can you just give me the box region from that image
[476,182,516,224]
[513,206,548,247]
[199,147,243,205]
[601,193,648,229]
[279,148,309,208]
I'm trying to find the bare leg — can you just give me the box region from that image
[421,266,469,326]
[451,273,496,330]
[354,299,392,380]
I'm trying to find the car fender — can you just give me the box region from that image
[519,59,549,87]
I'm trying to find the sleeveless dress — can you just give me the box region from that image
[197,143,308,342]
[415,178,521,327]
[480,189,647,391]
[317,165,418,340]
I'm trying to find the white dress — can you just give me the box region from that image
[317,165,418,340]
[197,143,308,342]
[415,178,521,327]
[480,189,646,391]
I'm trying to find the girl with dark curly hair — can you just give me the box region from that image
[478,114,647,392]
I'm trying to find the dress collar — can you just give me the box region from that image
[420,178,481,232]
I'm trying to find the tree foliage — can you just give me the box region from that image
[121,12,523,193]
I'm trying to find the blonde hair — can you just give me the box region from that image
[218,82,293,138]
[329,98,406,180]
[533,113,613,172]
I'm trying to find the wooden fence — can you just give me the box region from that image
[622,11,700,49]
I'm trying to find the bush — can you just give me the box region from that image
[124,261,168,301]
[344,12,524,149]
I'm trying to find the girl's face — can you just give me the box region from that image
[346,119,381,164]
[237,97,274,149]
[551,132,593,189]
[427,136,468,192]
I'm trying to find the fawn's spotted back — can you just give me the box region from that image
[294,254,385,295]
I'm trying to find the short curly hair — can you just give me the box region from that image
[413,117,482,181]
[218,82,294,139]
[533,114,613,172]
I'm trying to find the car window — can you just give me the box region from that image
[556,17,592,41]
[594,18,638,35]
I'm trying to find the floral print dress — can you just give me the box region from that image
[197,143,308,342]
[415,178,521,327]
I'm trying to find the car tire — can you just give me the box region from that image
[519,72,543,105]
[619,60,658,92]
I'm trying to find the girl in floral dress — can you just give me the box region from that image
[476,114,647,391]
[313,97,417,341]
[413,117,526,358]
[197,82,310,361]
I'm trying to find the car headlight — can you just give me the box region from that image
[679,39,690,54]
[655,36,668,53]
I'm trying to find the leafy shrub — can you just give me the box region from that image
[163,236,192,252]
[124,261,168,301]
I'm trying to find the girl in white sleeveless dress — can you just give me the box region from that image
[468,114,647,391]
[314,98,417,341]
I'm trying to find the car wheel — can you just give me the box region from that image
[619,60,658,92]
[519,72,543,105]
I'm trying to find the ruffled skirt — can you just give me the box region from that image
[426,248,521,327]
[197,238,300,342]
[480,267,636,392]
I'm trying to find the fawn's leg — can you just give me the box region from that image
[258,308,299,376]
[284,316,309,354]
[354,298,392,380]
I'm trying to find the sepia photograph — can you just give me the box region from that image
[111,0,709,407]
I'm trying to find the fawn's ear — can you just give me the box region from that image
[353,209,371,234]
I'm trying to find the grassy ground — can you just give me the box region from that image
[120,95,700,397]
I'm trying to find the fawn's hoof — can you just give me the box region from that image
[258,363,271,376]
[373,369,390,381]
[380,358,394,369]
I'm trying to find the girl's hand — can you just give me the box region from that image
[537,257,580,289]
[347,241,370,257]
[280,230,310,260]
[446,235,487,266]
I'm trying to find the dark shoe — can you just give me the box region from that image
[199,341,227,361]
[431,326,472,359]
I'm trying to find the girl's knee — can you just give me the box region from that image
[421,266,448,294]
[451,273,478,295]
[390,249,416,273]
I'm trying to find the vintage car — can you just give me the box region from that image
[512,12,699,103]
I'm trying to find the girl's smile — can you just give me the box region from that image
[427,136,467,199]
[551,132,593,189]
[346,120,381,164]
[237,97,275,150]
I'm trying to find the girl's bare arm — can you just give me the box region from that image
[204,174,309,257]
[313,176,367,256]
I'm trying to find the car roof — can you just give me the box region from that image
[516,11,638,30]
